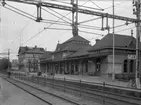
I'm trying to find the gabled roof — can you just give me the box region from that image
[55,35,90,53]
[67,46,91,58]
[61,43,90,51]
[55,43,67,51]
[89,33,137,52]
[40,51,52,59]
[63,35,89,44]
[18,46,27,54]
[18,46,45,55]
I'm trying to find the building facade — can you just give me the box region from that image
[18,46,45,72]
[11,59,19,70]
[40,34,141,80]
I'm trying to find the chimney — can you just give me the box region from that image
[95,39,100,43]
[35,45,37,48]
[131,29,133,37]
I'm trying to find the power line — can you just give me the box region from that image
[48,8,71,22]
[110,22,133,29]
[49,0,103,11]
[41,19,71,26]
[115,26,136,33]
[3,6,35,21]
[89,0,103,10]
[21,7,74,45]
[44,27,71,30]
[6,4,36,18]
[42,7,71,24]
[79,16,101,24]
[79,24,101,30]
[21,29,45,45]
[79,30,104,36]
[12,12,36,44]
[103,1,126,10]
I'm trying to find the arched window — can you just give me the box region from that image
[130,60,134,73]
[123,60,127,73]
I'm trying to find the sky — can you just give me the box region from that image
[0,0,136,60]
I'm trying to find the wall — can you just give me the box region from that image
[19,53,41,72]
[106,55,127,74]
[100,57,108,76]
[88,60,96,73]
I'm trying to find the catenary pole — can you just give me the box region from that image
[112,0,115,81]
[8,49,10,71]
[135,0,141,89]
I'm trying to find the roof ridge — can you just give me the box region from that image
[62,35,89,44]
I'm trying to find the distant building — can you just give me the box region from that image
[18,46,45,72]
[40,34,141,81]
[11,59,19,70]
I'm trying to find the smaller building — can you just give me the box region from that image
[11,59,19,70]
[18,46,45,72]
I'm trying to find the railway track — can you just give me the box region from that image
[15,74,141,105]
[2,73,141,105]
[36,77,141,105]
[1,75,80,105]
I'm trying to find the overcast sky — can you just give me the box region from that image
[0,0,136,60]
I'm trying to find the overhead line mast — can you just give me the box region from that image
[1,0,140,23]
[133,0,141,89]
[71,0,78,36]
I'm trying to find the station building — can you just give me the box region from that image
[40,33,141,80]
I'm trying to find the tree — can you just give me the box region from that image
[0,58,11,72]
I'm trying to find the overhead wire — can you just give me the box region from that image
[48,0,103,11]
[115,26,136,33]
[110,22,133,29]
[79,24,101,30]
[79,16,101,24]
[21,29,45,45]
[12,12,36,44]
[3,6,35,21]
[21,2,78,45]
[48,8,71,22]
[78,1,127,28]
[79,30,104,36]
[42,7,71,24]
[1,0,132,46]
[103,1,126,10]
[41,19,71,26]
[6,4,36,18]
[44,27,72,30]
[89,0,103,10]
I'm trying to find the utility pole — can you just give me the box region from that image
[71,0,78,37]
[133,0,141,89]
[8,49,10,71]
[112,0,115,81]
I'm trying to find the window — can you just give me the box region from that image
[123,60,127,73]
[96,58,100,72]
[130,60,134,73]
[85,61,88,72]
